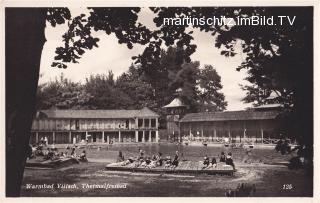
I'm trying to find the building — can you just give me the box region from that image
[30,107,160,144]
[164,98,281,144]
[163,98,187,140]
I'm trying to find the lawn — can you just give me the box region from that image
[21,143,313,197]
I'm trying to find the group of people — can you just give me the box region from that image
[275,139,291,155]
[202,151,236,170]
[28,144,87,162]
[39,137,49,146]
[66,146,87,162]
[119,148,180,169]
[118,148,236,170]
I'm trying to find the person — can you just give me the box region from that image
[139,148,144,157]
[117,151,125,162]
[220,152,226,162]
[145,157,151,165]
[203,140,208,147]
[121,157,135,166]
[202,155,210,169]
[45,148,55,160]
[246,147,252,156]
[148,159,157,168]
[152,154,157,161]
[80,150,87,162]
[275,139,283,152]
[44,136,48,146]
[53,148,60,156]
[141,157,151,167]
[226,152,235,170]
[210,157,217,168]
[35,145,44,156]
[283,139,291,154]
[59,152,64,157]
[70,147,76,158]
[40,137,44,145]
[172,151,179,168]
[61,151,68,158]
[156,152,163,166]
[164,156,172,168]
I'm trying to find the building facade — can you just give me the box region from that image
[179,108,280,144]
[30,107,159,144]
[163,97,282,144]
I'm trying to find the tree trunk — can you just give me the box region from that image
[6,8,47,197]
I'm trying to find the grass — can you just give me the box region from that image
[21,143,313,197]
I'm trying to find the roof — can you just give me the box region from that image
[253,103,283,109]
[36,107,159,119]
[163,98,187,108]
[180,110,279,122]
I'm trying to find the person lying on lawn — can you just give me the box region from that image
[121,157,135,166]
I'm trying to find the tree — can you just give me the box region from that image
[83,73,134,109]
[36,74,88,110]
[198,65,227,111]
[142,7,312,162]
[6,8,49,197]
[6,7,152,196]
[116,65,157,110]
[170,62,200,111]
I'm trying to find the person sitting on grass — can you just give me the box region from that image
[59,152,65,158]
[152,154,157,161]
[141,157,152,168]
[219,152,226,162]
[226,152,235,170]
[71,147,76,158]
[53,148,60,157]
[156,152,163,166]
[147,157,158,169]
[164,156,172,168]
[171,151,179,168]
[45,148,59,161]
[79,150,88,162]
[211,157,217,168]
[117,151,125,162]
[202,155,210,169]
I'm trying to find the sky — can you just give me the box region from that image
[39,7,252,111]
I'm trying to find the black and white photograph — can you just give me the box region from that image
[3,1,317,199]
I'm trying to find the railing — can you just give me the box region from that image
[179,136,295,145]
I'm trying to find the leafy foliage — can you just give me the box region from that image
[198,65,227,111]
[47,7,312,158]
[39,46,227,114]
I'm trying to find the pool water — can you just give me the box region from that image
[63,143,294,164]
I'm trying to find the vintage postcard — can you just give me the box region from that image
[1,0,319,201]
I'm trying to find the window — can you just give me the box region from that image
[138,119,143,128]
[126,119,129,129]
[151,119,156,128]
[144,119,150,128]
[75,120,79,130]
